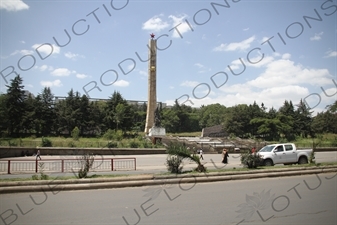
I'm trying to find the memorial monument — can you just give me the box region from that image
[144,34,166,137]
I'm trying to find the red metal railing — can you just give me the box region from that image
[0,157,136,174]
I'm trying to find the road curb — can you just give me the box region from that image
[1,166,336,194]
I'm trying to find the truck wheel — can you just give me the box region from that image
[298,157,308,164]
[264,159,273,166]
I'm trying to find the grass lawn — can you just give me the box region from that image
[0,132,336,148]
[0,135,162,148]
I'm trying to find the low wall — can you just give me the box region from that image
[0,147,166,158]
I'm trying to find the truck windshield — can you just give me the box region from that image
[259,145,275,152]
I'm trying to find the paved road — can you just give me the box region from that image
[0,152,336,179]
[1,173,336,225]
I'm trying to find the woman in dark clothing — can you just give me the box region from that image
[222,149,229,164]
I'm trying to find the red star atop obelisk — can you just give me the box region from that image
[150,33,155,39]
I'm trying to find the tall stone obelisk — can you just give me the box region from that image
[144,34,157,134]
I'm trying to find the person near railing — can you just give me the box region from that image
[36,149,41,160]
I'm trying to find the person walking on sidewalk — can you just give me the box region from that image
[36,149,41,160]
[199,149,204,160]
[222,148,229,164]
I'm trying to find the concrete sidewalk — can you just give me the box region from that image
[0,154,243,178]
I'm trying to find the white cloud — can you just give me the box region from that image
[213,36,255,52]
[228,54,274,70]
[65,52,84,60]
[168,14,192,38]
[36,64,53,72]
[32,43,60,56]
[142,14,193,38]
[282,53,291,60]
[10,49,34,56]
[0,0,29,11]
[194,63,205,69]
[51,68,72,77]
[173,55,333,115]
[39,65,48,71]
[194,63,211,73]
[243,28,249,31]
[142,14,170,32]
[324,50,337,58]
[248,58,332,88]
[40,79,62,87]
[113,80,129,87]
[7,44,59,58]
[310,32,323,41]
[139,70,147,76]
[76,73,88,79]
[180,81,199,87]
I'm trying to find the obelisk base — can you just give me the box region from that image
[148,127,166,137]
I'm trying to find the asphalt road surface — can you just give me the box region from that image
[1,173,336,225]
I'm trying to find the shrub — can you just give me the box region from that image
[32,162,49,180]
[142,141,151,148]
[103,129,114,140]
[106,141,118,148]
[240,151,263,168]
[129,141,139,148]
[166,155,183,174]
[166,142,206,172]
[77,154,94,178]
[8,140,18,146]
[71,126,80,141]
[68,141,76,147]
[103,129,123,141]
[41,137,52,147]
[309,150,316,164]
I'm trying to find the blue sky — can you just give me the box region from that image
[1,0,336,114]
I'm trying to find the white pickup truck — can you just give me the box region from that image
[258,143,313,166]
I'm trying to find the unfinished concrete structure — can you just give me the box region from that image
[144,35,157,134]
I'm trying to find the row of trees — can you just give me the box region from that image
[0,75,336,141]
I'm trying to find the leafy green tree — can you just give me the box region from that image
[114,103,125,130]
[165,100,200,132]
[250,107,285,141]
[55,89,82,135]
[312,100,337,134]
[247,101,266,137]
[85,101,104,136]
[327,100,337,113]
[223,104,251,138]
[132,103,146,132]
[0,94,9,136]
[71,126,80,140]
[21,94,36,134]
[104,91,134,132]
[5,75,25,136]
[250,117,281,141]
[198,103,226,128]
[161,108,180,133]
[294,99,313,138]
[36,87,55,136]
[278,100,296,140]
